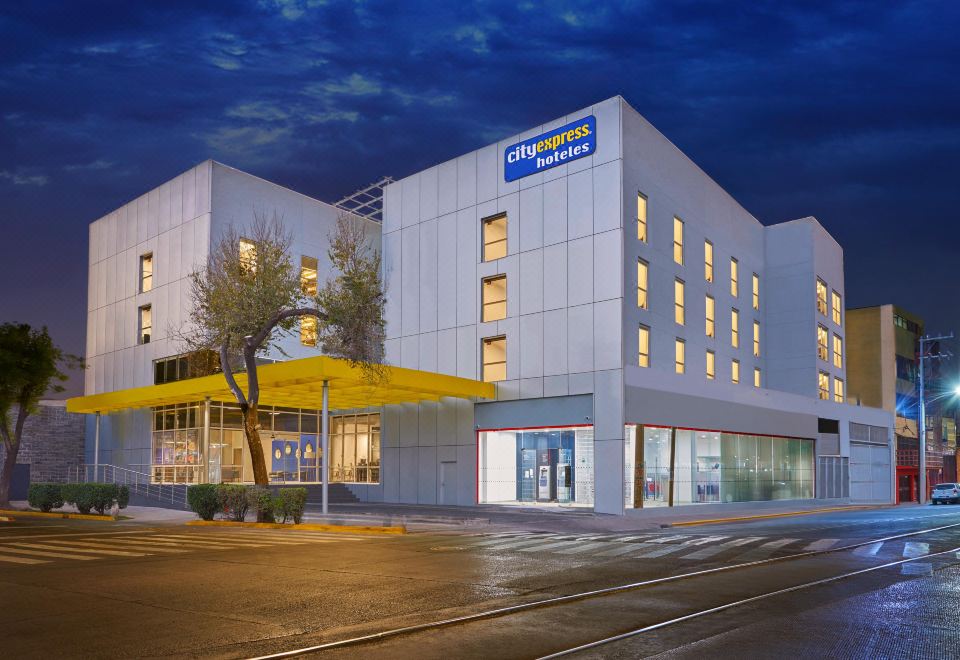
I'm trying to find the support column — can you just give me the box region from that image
[633,424,644,509]
[321,380,329,515]
[667,426,677,507]
[203,398,211,483]
[93,411,101,483]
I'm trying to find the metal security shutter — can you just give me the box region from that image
[849,441,891,502]
[817,456,849,499]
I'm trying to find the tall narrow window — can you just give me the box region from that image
[673,217,684,265]
[833,334,843,369]
[301,255,318,296]
[754,367,761,388]
[834,377,845,403]
[706,350,715,380]
[482,336,506,382]
[637,259,648,309]
[731,308,739,348]
[752,273,760,310]
[730,258,739,297]
[138,305,152,345]
[818,371,830,400]
[482,213,507,261]
[753,321,761,357]
[817,324,829,361]
[704,240,714,282]
[832,290,842,325]
[482,275,507,322]
[139,253,153,293]
[675,339,685,374]
[239,238,257,272]
[816,278,828,315]
[638,325,650,367]
[731,359,740,384]
[674,279,685,325]
[705,295,715,338]
[637,192,647,242]
[300,316,317,347]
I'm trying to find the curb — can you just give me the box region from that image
[0,508,116,522]
[185,520,406,534]
[664,504,892,527]
[0,516,12,522]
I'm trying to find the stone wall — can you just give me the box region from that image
[0,400,85,482]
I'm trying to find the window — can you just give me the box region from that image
[705,295,715,338]
[482,336,506,382]
[704,240,713,282]
[833,334,843,369]
[816,278,828,315]
[639,325,650,367]
[239,238,257,272]
[730,258,739,297]
[138,305,152,344]
[731,308,739,348]
[482,275,507,322]
[482,213,507,261]
[753,321,761,357]
[637,192,647,242]
[832,290,842,325]
[818,371,830,400]
[300,315,317,347]
[674,279,685,325]
[675,339,685,374]
[817,324,829,361]
[834,377,845,404]
[706,350,715,380]
[673,217,684,265]
[731,359,740,384]
[154,351,218,384]
[752,273,759,310]
[637,259,648,309]
[139,253,153,293]
[754,367,761,388]
[301,256,318,295]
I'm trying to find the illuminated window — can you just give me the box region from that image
[816,278,828,315]
[301,255,318,296]
[482,213,507,261]
[675,339,685,374]
[138,305,152,345]
[482,275,507,322]
[239,238,257,272]
[706,350,715,380]
[139,253,153,293]
[482,336,506,382]
[818,324,829,361]
[637,192,647,242]
[731,308,739,348]
[833,334,843,369]
[731,359,740,384]
[730,258,739,297]
[752,273,759,310]
[832,290,842,325]
[705,295,715,338]
[753,321,760,357]
[637,259,648,309]
[300,315,317,347]
[834,377,845,403]
[704,240,713,282]
[674,278,685,325]
[818,371,830,400]
[754,367,761,388]
[673,217,684,265]
[639,325,650,367]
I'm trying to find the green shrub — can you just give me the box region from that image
[247,486,275,523]
[217,484,249,522]
[91,483,120,515]
[116,485,130,510]
[62,483,96,514]
[275,488,307,524]
[27,483,64,512]
[187,484,219,521]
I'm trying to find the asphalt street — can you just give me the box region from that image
[1,505,959,658]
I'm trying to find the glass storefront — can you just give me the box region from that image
[151,402,380,485]
[478,426,594,507]
[624,425,814,507]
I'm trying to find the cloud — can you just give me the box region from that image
[64,159,113,172]
[258,0,327,21]
[315,73,382,97]
[226,101,290,121]
[0,169,48,186]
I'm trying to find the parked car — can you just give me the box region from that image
[931,483,960,504]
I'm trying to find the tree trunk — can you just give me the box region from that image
[243,404,269,485]
[0,441,19,508]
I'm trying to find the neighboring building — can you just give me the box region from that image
[0,401,86,487]
[70,96,895,514]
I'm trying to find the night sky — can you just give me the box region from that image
[1,1,958,396]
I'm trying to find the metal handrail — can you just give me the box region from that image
[71,464,189,508]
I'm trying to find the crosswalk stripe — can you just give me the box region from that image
[143,535,271,547]
[803,539,839,551]
[555,541,612,555]
[732,538,799,561]
[612,535,654,543]
[0,546,101,560]
[474,535,540,547]
[7,542,147,557]
[73,540,188,554]
[0,553,47,564]
[680,537,765,561]
[901,562,932,576]
[484,537,553,550]
[178,533,307,545]
[635,543,692,559]
[646,535,691,544]
[517,540,582,553]
[853,542,883,557]
[683,536,728,546]
[596,543,652,557]
[903,542,929,558]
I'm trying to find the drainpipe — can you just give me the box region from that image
[321,380,329,515]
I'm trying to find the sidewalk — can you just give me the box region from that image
[7,501,196,524]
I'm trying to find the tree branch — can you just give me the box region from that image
[219,338,247,408]
[249,307,325,350]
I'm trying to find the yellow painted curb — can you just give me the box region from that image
[667,504,892,527]
[0,516,13,522]
[0,508,115,521]
[185,520,406,534]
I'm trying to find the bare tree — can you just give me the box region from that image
[182,211,385,485]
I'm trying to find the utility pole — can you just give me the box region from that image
[918,333,953,504]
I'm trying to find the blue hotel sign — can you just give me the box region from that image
[504,115,596,182]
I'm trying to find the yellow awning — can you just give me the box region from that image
[66,355,495,414]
